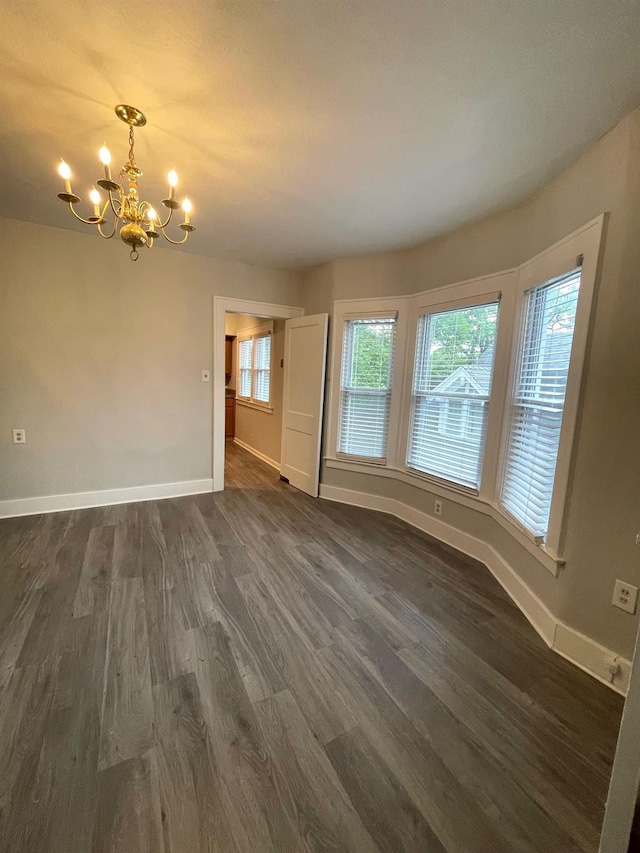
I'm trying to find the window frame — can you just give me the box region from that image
[397,277,515,502]
[327,302,408,467]
[495,219,602,560]
[403,290,504,494]
[236,321,274,411]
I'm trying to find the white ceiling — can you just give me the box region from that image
[1,1,640,269]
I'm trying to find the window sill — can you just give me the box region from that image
[236,398,274,414]
[324,456,562,576]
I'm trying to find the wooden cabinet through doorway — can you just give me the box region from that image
[225,397,236,438]
[225,336,234,384]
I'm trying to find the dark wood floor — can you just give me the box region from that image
[0,442,623,852]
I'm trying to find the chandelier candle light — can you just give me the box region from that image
[56,104,196,261]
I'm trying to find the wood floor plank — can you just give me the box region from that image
[99,577,154,770]
[207,563,288,701]
[235,572,357,743]
[153,673,239,853]
[0,659,59,846]
[73,525,115,618]
[15,544,83,667]
[254,689,379,852]
[143,568,195,687]
[5,612,107,853]
[326,725,447,852]
[248,535,336,651]
[92,750,165,853]
[191,620,299,852]
[0,587,43,691]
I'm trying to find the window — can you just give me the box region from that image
[237,327,272,407]
[500,269,581,541]
[407,301,500,489]
[337,316,397,461]
[254,335,271,403]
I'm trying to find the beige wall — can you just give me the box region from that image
[229,314,285,465]
[304,106,640,661]
[0,218,301,500]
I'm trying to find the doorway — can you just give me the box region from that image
[212,297,303,492]
[222,310,286,485]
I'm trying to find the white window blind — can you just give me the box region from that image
[407,301,499,489]
[500,269,580,541]
[253,334,271,403]
[337,316,397,460]
[238,338,253,399]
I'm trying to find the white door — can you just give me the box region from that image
[280,313,329,497]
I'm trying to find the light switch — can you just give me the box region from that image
[202,369,211,382]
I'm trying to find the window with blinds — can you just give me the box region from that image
[500,269,580,541]
[253,335,271,403]
[337,316,397,461]
[407,301,500,489]
[237,329,272,406]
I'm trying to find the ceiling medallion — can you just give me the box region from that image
[55,104,195,261]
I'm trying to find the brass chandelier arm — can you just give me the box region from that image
[156,206,174,230]
[108,191,123,219]
[98,217,118,239]
[158,225,190,245]
[68,203,103,226]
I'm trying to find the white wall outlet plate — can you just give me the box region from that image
[613,579,638,614]
[201,369,211,382]
[434,499,443,517]
[12,429,26,444]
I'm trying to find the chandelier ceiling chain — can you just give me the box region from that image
[55,104,196,261]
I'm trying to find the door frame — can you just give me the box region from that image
[212,296,304,491]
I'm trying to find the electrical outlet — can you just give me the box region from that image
[201,369,211,382]
[12,429,26,444]
[613,580,638,614]
[434,499,443,517]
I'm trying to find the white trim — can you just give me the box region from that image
[213,297,304,493]
[232,437,279,471]
[0,478,214,519]
[319,483,631,695]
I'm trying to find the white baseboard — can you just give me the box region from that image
[0,478,214,519]
[233,438,280,471]
[319,483,631,695]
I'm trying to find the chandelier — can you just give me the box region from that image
[56,104,196,261]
